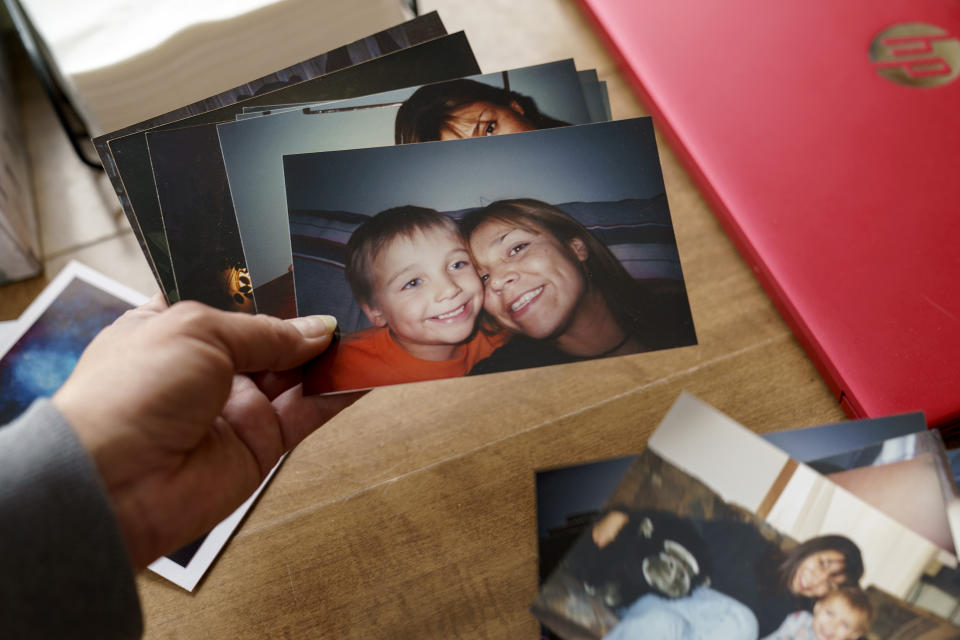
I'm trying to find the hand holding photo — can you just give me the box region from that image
[0,262,292,592]
[284,118,698,394]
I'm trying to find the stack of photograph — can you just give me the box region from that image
[94,10,698,397]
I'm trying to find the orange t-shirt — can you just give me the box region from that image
[303,326,507,394]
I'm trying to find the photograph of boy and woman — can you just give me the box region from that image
[283,117,697,394]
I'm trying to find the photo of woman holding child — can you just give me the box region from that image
[534,410,960,640]
[566,507,869,640]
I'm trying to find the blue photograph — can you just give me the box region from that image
[0,278,132,426]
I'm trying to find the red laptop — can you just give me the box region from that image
[577,0,960,432]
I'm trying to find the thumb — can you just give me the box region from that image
[288,314,339,340]
[164,302,338,373]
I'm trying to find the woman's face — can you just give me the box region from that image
[439,100,536,140]
[469,219,588,340]
[791,550,847,598]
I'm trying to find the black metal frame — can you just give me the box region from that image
[1,0,103,170]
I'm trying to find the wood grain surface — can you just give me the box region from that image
[1,1,848,637]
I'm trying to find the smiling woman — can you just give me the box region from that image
[461,199,696,375]
[779,536,864,601]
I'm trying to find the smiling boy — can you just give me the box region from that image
[302,206,505,394]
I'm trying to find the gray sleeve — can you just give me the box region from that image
[0,399,143,639]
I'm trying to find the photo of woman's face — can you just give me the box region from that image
[469,219,588,339]
[791,550,846,598]
[439,101,536,140]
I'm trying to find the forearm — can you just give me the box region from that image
[0,399,142,640]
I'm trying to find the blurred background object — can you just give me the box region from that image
[0,6,40,286]
[9,0,410,135]
[0,0,409,304]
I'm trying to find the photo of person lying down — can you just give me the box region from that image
[532,395,960,640]
[533,448,960,640]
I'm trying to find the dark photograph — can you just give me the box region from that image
[109,31,478,308]
[138,33,480,311]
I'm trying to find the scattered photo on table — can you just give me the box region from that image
[533,411,930,586]
[284,117,697,395]
[532,393,960,639]
[219,58,597,318]
[532,412,930,640]
[0,261,279,592]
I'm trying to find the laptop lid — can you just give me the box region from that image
[577,0,960,431]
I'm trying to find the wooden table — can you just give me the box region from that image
[0,1,848,637]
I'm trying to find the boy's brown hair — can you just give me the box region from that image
[345,205,460,306]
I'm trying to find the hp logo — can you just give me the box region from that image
[870,23,960,88]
